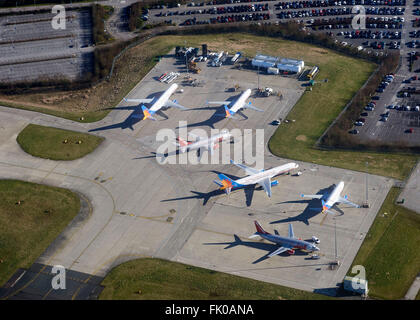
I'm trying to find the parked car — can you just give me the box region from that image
[349,129,359,134]
[360,112,369,116]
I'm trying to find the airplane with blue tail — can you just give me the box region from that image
[300,181,360,215]
[213,160,299,198]
[123,83,187,121]
[207,88,263,119]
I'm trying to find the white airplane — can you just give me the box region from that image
[207,88,263,119]
[214,160,299,198]
[300,181,360,215]
[174,129,232,157]
[250,221,320,256]
[123,83,187,120]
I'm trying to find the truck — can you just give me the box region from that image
[231,52,241,64]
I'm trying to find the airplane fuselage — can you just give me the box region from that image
[237,162,299,186]
[229,89,252,113]
[149,83,178,112]
[325,181,345,208]
[187,130,232,151]
[259,233,317,252]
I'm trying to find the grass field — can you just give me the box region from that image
[2,33,417,178]
[348,187,420,300]
[16,124,104,160]
[99,258,331,300]
[0,180,80,286]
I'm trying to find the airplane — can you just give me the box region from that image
[207,88,263,119]
[213,160,299,198]
[123,83,187,120]
[300,181,360,215]
[174,129,232,157]
[249,221,320,256]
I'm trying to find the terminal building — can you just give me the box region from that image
[251,54,304,74]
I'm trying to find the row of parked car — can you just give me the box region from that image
[388,104,420,111]
[406,40,420,49]
[276,7,352,19]
[274,0,404,9]
[212,4,269,14]
[355,0,406,5]
[209,12,270,23]
[339,30,401,39]
[350,74,396,132]
[365,6,404,15]
[275,0,351,9]
[156,3,269,17]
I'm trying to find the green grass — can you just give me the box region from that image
[0,100,108,123]
[348,188,420,300]
[0,180,80,286]
[4,33,418,178]
[267,51,417,180]
[99,258,331,300]
[16,124,104,160]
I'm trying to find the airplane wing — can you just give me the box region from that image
[301,194,323,199]
[230,159,260,175]
[338,196,360,208]
[268,246,290,257]
[207,100,230,105]
[243,102,263,112]
[256,177,272,198]
[124,98,153,104]
[164,100,188,110]
[208,143,214,155]
[288,224,295,238]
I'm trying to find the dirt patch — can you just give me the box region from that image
[296,135,307,142]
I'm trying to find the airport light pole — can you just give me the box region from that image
[184,41,189,75]
[364,161,369,208]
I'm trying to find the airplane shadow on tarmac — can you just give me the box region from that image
[160,171,250,206]
[160,170,275,207]
[270,186,336,226]
[204,234,311,264]
[88,92,172,132]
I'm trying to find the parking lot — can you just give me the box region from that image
[0,8,93,83]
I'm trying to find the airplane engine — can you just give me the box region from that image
[287,249,295,255]
[271,180,279,187]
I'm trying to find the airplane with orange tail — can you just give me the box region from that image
[249,221,320,257]
[300,181,360,215]
[123,83,187,121]
[213,160,299,198]
[207,89,263,119]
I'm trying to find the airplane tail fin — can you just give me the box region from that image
[215,173,240,194]
[250,220,269,239]
[141,105,156,120]
[224,105,233,118]
[254,220,269,235]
